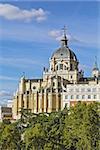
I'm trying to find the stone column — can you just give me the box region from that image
[44,90,47,112]
[56,93,59,111]
[12,95,18,119]
[48,92,52,113]
[24,94,28,109]
[30,93,34,113]
[18,94,23,111]
[38,93,42,113]
[34,92,38,113]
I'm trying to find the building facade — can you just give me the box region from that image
[12,32,100,119]
[0,106,12,121]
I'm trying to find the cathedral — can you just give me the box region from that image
[12,29,100,120]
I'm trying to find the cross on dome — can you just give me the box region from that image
[62,25,67,37]
[61,25,68,47]
[93,56,99,71]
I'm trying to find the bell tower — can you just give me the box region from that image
[92,56,100,78]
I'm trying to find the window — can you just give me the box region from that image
[58,88,62,92]
[70,64,73,70]
[65,95,68,99]
[47,88,51,92]
[87,88,91,92]
[26,91,29,94]
[61,53,63,56]
[71,95,73,99]
[93,95,97,99]
[82,95,85,99]
[53,82,55,86]
[56,65,58,70]
[88,95,91,99]
[58,82,61,87]
[63,84,66,88]
[76,95,79,99]
[64,65,67,70]
[92,88,96,92]
[33,86,36,90]
[60,64,63,70]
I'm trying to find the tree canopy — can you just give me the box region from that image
[0,102,99,150]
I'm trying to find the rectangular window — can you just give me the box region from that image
[60,64,63,70]
[82,95,85,99]
[71,95,73,99]
[64,65,67,70]
[87,88,91,92]
[92,88,96,92]
[65,95,68,99]
[88,95,91,99]
[26,91,29,94]
[76,95,79,99]
[53,82,55,86]
[93,95,97,99]
[58,82,61,87]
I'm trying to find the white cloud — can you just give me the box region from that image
[0,90,12,97]
[0,90,13,106]
[48,30,62,41]
[79,64,92,71]
[48,29,72,41]
[0,3,48,22]
[0,75,18,81]
[48,29,86,46]
[0,57,44,68]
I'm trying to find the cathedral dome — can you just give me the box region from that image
[51,46,77,61]
[51,35,77,61]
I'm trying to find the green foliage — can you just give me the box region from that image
[0,102,99,150]
[24,123,45,150]
[63,102,100,150]
[0,122,22,150]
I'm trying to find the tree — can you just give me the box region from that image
[0,102,99,150]
[24,123,45,150]
[0,122,22,150]
[63,102,100,150]
[43,107,68,150]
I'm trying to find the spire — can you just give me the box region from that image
[61,25,68,47]
[93,56,99,71]
[21,72,25,79]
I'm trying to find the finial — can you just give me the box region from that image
[62,25,67,37]
[61,25,68,47]
[93,56,99,70]
[22,72,25,78]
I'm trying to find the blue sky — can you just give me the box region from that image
[0,0,100,105]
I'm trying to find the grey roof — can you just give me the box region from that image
[25,79,43,82]
[51,46,77,61]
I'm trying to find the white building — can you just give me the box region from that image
[62,81,100,108]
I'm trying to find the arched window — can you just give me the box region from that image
[70,64,73,70]
[64,65,67,70]
[59,64,63,70]
[56,65,58,70]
